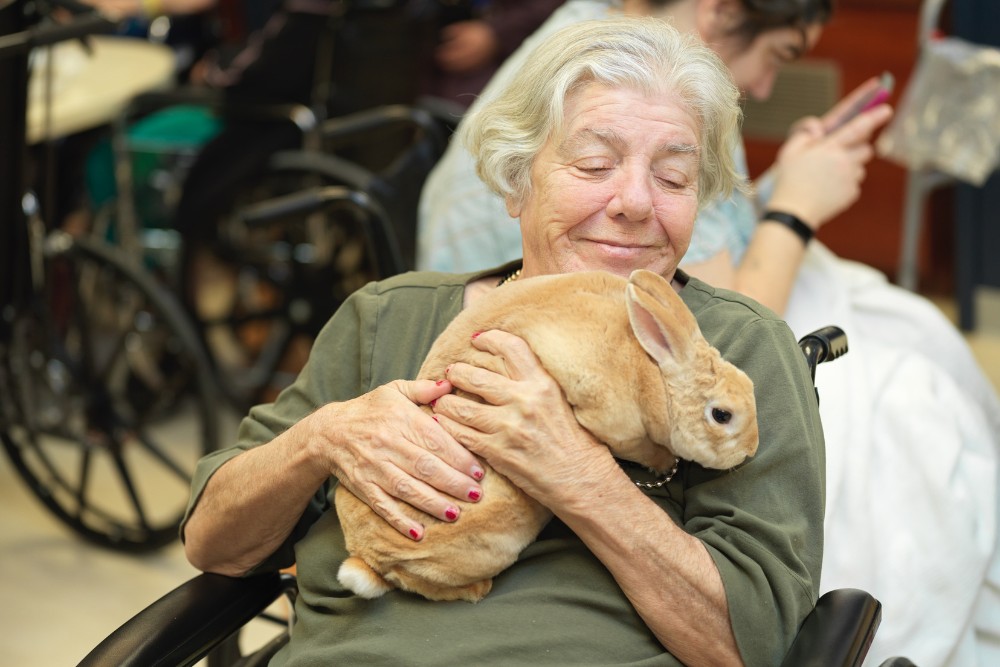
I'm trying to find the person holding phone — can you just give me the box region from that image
[416,2,1000,665]
[681,61,1000,667]
[679,72,894,316]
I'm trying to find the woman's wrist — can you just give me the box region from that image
[760,210,814,245]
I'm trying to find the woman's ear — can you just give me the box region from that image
[505,195,522,219]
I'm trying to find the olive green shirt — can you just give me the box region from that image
[184,265,825,666]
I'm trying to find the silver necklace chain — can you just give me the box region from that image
[632,459,681,489]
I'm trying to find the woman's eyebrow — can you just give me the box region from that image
[660,142,700,158]
[557,127,699,159]
[556,128,616,157]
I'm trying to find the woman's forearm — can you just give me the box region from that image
[555,475,744,667]
[682,220,806,317]
[184,380,480,574]
[183,416,331,576]
[731,221,808,316]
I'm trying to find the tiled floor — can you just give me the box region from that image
[2,290,999,667]
[0,404,243,666]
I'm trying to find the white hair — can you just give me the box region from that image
[461,16,746,210]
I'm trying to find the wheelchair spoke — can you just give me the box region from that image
[133,428,193,484]
[63,253,134,388]
[93,327,133,388]
[73,446,93,519]
[110,448,151,532]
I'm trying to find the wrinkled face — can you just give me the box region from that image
[511,83,702,281]
[708,23,824,101]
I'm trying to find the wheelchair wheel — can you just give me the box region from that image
[0,233,218,553]
[179,166,394,409]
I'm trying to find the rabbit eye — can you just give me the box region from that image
[711,408,732,425]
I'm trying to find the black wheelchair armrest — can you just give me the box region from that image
[77,572,295,667]
[780,588,882,667]
[124,88,321,132]
[77,578,882,667]
[319,104,449,154]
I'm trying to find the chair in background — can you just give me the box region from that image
[173,101,454,408]
[97,0,461,408]
[885,0,1000,331]
[893,0,951,294]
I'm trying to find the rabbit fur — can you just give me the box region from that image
[335,269,758,603]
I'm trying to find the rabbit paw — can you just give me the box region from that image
[338,556,393,599]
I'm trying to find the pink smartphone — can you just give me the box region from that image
[828,72,894,132]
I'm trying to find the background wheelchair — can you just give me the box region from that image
[1,0,453,552]
[1,1,221,553]
[90,0,458,409]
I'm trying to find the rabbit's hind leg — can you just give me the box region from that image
[338,556,394,598]
[388,567,494,603]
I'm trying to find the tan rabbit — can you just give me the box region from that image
[335,269,758,602]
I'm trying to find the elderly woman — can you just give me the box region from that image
[182,17,824,666]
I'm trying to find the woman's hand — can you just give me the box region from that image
[767,99,893,229]
[314,379,486,540]
[820,75,891,134]
[184,378,483,573]
[81,0,213,18]
[435,20,499,73]
[777,75,889,152]
[430,330,619,508]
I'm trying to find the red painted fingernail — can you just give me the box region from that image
[471,466,485,481]
[471,331,482,339]
[435,379,446,386]
[409,528,422,540]
[429,399,437,408]
[468,489,481,502]
[445,507,458,521]
[432,415,440,423]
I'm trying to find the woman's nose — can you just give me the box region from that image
[746,69,778,102]
[607,165,654,222]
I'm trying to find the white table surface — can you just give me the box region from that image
[27,35,175,144]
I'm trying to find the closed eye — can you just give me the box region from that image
[575,158,614,174]
[656,176,685,189]
[653,166,692,190]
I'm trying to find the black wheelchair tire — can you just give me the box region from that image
[0,233,219,553]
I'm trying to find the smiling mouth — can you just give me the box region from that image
[587,239,649,255]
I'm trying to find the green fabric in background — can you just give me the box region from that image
[85,104,222,229]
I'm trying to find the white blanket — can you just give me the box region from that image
[785,242,1000,667]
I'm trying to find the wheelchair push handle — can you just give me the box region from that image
[0,0,115,59]
[238,186,378,229]
[798,325,849,382]
[237,185,406,277]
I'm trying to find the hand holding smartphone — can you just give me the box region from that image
[827,72,894,133]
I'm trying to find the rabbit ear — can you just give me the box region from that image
[625,270,700,368]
